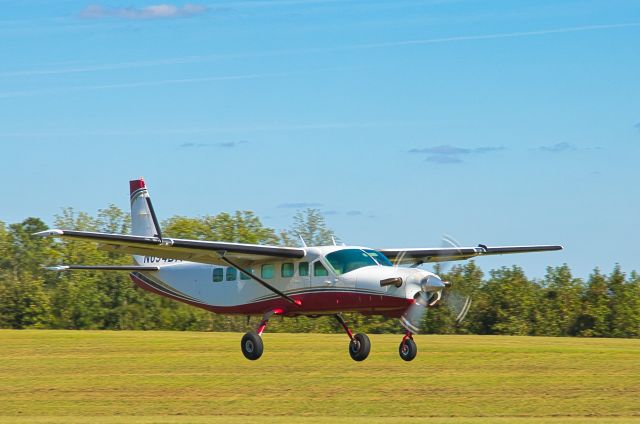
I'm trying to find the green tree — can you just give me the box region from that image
[0,270,50,328]
[575,269,610,337]
[49,274,108,329]
[0,218,54,328]
[537,265,583,336]
[164,211,278,244]
[607,265,640,338]
[48,208,108,328]
[0,221,11,270]
[285,208,335,246]
[7,218,58,283]
[624,271,640,338]
[476,266,539,335]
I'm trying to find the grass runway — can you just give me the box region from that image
[0,330,639,423]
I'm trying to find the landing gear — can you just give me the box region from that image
[399,331,417,361]
[349,333,371,361]
[335,314,370,362]
[240,309,283,361]
[241,332,263,360]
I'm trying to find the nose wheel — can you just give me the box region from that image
[399,331,417,361]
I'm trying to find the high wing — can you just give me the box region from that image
[35,229,305,266]
[379,244,563,266]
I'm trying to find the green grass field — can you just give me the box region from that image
[0,330,639,424]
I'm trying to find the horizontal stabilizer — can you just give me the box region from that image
[46,265,160,272]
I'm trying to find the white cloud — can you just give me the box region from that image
[409,144,505,164]
[537,142,576,153]
[80,4,208,20]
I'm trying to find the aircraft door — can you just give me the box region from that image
[310,260,356,289]
[288,261,310,290]
[310,260,332,289]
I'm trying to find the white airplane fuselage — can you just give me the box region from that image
[131,245,434,317]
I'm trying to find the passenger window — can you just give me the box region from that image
[212,268,224,282]
[240,268,252,280]
[313,261,329,277]
[261,264,275,279]
[299,262,309,277]
[281,263,294,278]
[226,267,237,281]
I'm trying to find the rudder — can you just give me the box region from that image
[130,178,162,264]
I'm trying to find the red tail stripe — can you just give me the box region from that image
[129,178,146,194]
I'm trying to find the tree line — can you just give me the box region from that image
[0,206,638,338]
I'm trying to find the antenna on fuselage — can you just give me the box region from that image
[331,236,337,246]
[299,235,307,248]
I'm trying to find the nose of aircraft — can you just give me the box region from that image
[403,269,446,298]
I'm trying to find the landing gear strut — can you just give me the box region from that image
[334,314,370,361]
[240,309,282,360]
[399,330,417,361]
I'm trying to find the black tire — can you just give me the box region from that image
[241,332,264,360]
[399,338,417,361]
[349,333,371,361]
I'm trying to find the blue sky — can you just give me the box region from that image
[1,0,639,279]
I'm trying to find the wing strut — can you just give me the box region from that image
[218,253,302,307]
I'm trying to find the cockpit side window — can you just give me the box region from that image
[364,249,393,267]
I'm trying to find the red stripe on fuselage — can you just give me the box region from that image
[130,273,411,317]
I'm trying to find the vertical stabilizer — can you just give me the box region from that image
[130,178,161,264]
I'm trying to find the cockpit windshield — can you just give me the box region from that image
[325,249,378,275]
[364,249,393,267]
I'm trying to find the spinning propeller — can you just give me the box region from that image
[399,235,473,334]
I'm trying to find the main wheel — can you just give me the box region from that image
[399,338,417,361]
[241,332,264,360]
[349,333,371,361]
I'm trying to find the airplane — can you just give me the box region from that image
[36,179,562,362]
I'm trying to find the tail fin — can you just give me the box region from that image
[130,178,162,264]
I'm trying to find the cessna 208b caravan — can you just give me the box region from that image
[37,179,562,362]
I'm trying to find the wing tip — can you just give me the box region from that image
[33,229,63,237]
[541,245,564,251]
[45,265,69,271]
